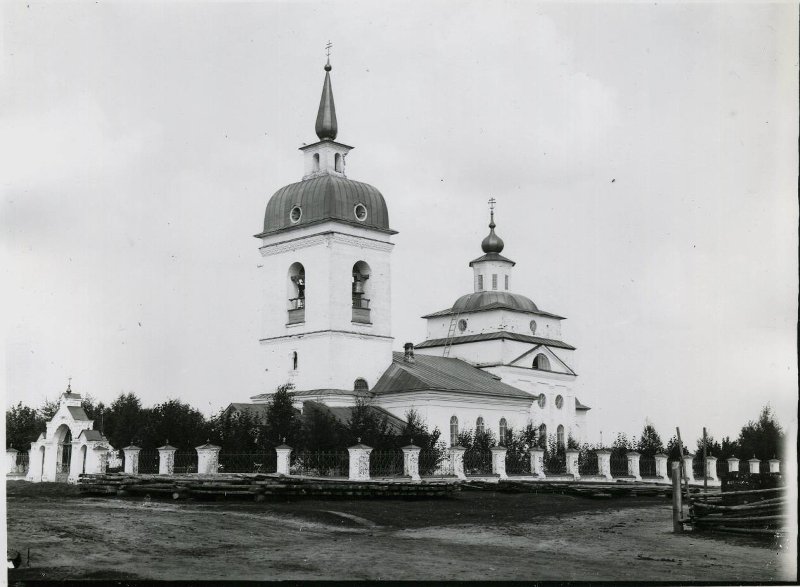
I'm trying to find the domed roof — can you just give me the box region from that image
[260,175,393,235]
[452,291,538,314]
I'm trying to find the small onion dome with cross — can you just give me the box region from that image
[257,53,393,238]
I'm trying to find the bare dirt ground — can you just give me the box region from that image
[6,480,796,582]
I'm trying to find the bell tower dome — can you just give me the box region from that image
[255,55,396,398]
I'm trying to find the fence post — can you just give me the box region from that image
[6,447,19,475]
[449,446,467,480]
[402,443,421,481]
[654,453,668,481]
[158,443,177,475]
[528,447,545,478]
[626,451,642,481]
[565,449,580,480]
[195,442,221,475]
[87,445,109,475]
[490,446,508,479]
[748,457,760,474]
[768,459,780,474]
[348,440,372,481]
[681,453,695,483]
[671,461,683,533]
[123,445,141,475]
[727,457,739,473]
[705,456,718,483]
[275,443,292,475]
[596,449,612,480]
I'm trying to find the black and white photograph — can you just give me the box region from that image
[2,1,798,583]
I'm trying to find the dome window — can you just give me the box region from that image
[529,320,537,334]
[354,203,368,222]
[476,416,485,435]
[533,354,550,370]
[499,418,508,445]
[354,378,369,392]
[450,416,459,446]
[290,206,302,223]
[555,395,564,409]
[457,319,468,332]
[538,423,547,447]
[557,425,565,447]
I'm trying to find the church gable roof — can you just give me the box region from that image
[78,429,105,441]
[301,400,406,434]
[508,344,577,376]
[67,406,90,421]
[415,331,576,351]
[372,352,532,400]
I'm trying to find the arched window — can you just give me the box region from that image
[533,354,550,370]
[477,275,484,290]
[538,423,547,447]
[557,425,565,447]
[504,275,509,290]
[292,351,298,371]
[334,153,342,172]
[287,263,306,323]
[450,416,459,446]
[499,418,508,445]
[476,416,485,435]
[354,378,369,392]
[492,274,498,290]
[352,261,372,324]
[313,153,320,172]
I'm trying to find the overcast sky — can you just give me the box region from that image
[2,1,797,446]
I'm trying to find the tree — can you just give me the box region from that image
[637,424,664,457]
[38,398,59,422]
[102,392,148,449]
[209,407,264,453]
[141,399,211,450]
[736,405,784,460]
[300,403,348,451]
[610,432,633,459]
[263,383,302,448]
[346,396,396,448]
[400,409,442,452]
[6,403,44,449]
[666,435,689,460]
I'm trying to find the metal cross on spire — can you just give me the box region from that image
[66,377,72,393]
[488,197,496,225]
[325,40,333,58]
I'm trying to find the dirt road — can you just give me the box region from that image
[6,481,795,582]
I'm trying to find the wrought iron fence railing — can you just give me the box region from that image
[543,452,566,475]
[463,449,492,476]
[578,451,599,476]
[10,452,29,475]
[290,451,349,477]
[369,450,405,477]
[218,452,277,474]
[692,457,705,479]
[505,451,531,475]
[138,450,160,474]
[639,456,656,477]
[716,459,729,477]
[173,450,198,474]
[610,454,629,477]
[419,448,452,476]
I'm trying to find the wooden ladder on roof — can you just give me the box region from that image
[442,311,462,358]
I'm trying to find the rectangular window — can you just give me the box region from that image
[504,275,509,290]
[478,275,484,290]
[492,274,498,290]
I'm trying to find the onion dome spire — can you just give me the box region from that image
[315,49,338,141]
[481,197,505,253]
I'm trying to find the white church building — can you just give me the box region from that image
[245,57,590,446]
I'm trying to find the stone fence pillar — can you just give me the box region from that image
[727,457,740,473]
[705,456,718,482]
[529,447,545,478]
[769,459,780,474]
[402,443,421,481]
[348,441,372,481]
[565,449,580,479]
[195,442,221,475]
[491,446,508,479]
[275,443,292,475]
[6,447,19,475]
[626,451,641,481]
[158,443,177,475]
[748,458,760,474]
[86,445,109,475]
[654,454,669,481]
[596,449,612,480]
[449,446,466,480]
[123,445,141,475]
[682,453,695,482]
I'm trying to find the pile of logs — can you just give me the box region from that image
[688,486,788,536]
[461,479,688,498]
[78,473,458,500]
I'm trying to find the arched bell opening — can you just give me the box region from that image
[351,261,372,324]
[54,424,72,482]
[287,262,306,324]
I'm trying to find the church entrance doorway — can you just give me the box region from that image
[55,425,72,482]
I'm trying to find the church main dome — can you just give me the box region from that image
[260,175,392,235]
[452,291,539,314]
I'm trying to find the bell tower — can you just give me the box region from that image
[254,55,396,398]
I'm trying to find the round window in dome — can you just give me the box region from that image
[538,394,546,409]
[457,319,468,332]
[290,206,302,223]
[529,320,537,334]
[354,203,368,221]
[556,395,564,409]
